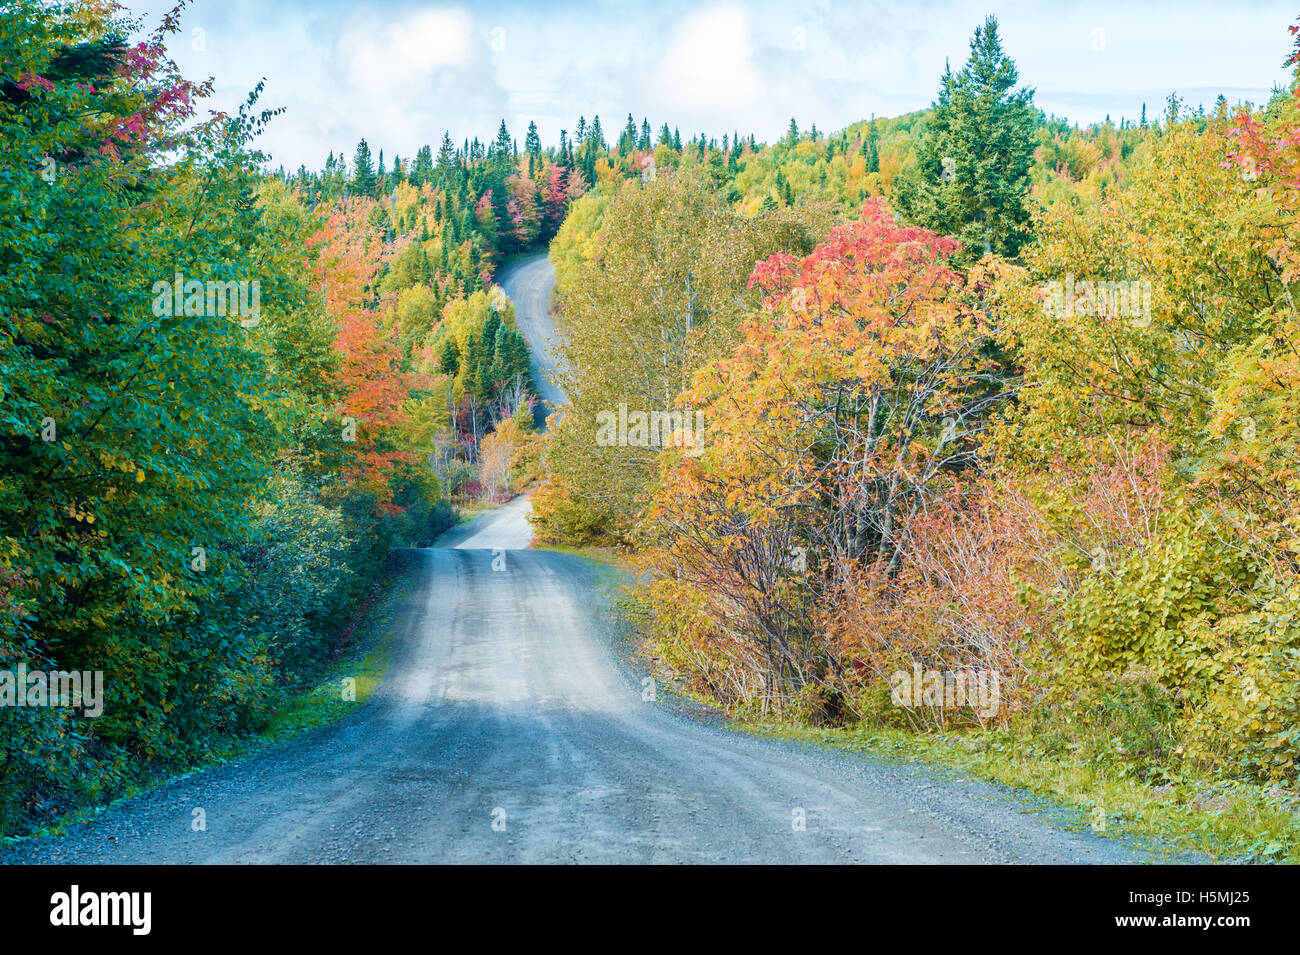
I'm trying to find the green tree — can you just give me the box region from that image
[534,170,835,543]
[892,15,1037,260]
[352,138,376,195]
[524,120,541,177]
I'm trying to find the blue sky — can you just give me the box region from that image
[124,0,1296,170]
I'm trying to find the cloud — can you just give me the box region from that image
[652,3,763,114]
[341,7,477,95]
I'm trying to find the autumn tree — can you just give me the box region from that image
[644,201,1007,709]
[532,170,834,543]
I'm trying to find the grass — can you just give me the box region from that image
[452,501,498,523]
[259,626,393,743]
[538,539,625,568]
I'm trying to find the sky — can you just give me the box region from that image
[123,0,1297,171]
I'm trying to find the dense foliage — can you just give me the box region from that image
[537,16,1300,792]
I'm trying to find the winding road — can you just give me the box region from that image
[1,255,1162,864]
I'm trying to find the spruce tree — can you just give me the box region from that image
[351,138,375,196]
[525,120,541,177]
[865,117,880,173]
[619,113,637,156]
[891,15,1036,260]
[440,338,459,375]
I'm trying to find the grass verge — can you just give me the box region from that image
[741,720,1300,863]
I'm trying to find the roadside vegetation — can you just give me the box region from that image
[535,16,1300,860]
[0,1,544,835]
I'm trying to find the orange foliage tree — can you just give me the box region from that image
[645,200,1011,714]
[312,202,429,511]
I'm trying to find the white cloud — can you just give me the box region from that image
[342,7,476,95]
[119,0,1294,169]
[654,3,762,112]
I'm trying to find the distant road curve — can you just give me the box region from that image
[497,254,565,423]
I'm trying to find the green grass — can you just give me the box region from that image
[260,630,392,743]
[539,539,625,567]
[453,502,498,523]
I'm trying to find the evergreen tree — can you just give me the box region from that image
[434,132,456,189]
[492,119,513,168]
[525,120,541,177]
[440,337,460,375]
[891,15,1036,260]
[412,144,433,185]
[352,138,376,196]
[619,113,637,156]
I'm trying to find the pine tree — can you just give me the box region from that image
[440,337,459,375]
[891,15,1036,260]
[619,113,637,156]
[412,144,433,185]
[352,138,375,196]
[492,120,513,167]
[525,120,541,177]
[434,132,456,189]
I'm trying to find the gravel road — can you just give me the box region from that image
[0,255,1167,864]
[498,254,566,421]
